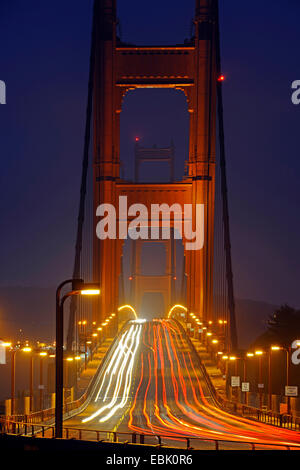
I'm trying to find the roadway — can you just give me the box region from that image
[65,319,300,450]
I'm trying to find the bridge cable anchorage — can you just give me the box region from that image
[66,0,97,351]
[215,0,238,351]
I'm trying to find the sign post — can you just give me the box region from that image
[242,382,250,392]
[285,386,298,397]
[231,376,240,387]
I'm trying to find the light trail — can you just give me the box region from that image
[118,304,138,319]
[167,304,187,319]
[127,320,300,448]
[82,323,142,424]
[65,319,300,449]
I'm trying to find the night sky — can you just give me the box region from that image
[1,0,300,308]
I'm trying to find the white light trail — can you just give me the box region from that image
[130,319,147,324]
[82,324,142,423]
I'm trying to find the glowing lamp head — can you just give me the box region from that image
[39,352,47,357]
[218,75,225,82]
[22,347,32,353]
[81,289,100,296]
[255,350,264,356]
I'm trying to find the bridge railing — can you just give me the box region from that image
[0,418,299,451]
[1,321,130,426]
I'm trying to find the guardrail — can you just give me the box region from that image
[2,320,300,438]
[0,419,299,451]
[2,321,130,426]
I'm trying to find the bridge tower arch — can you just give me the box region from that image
[93,0,218,323]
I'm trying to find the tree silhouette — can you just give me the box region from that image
[252,304,300,348]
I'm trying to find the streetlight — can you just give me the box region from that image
[205,331,212,348]
[9,346,32,415]
[269,344,299,415]
[55,278,100,439]
[24,348,34,412]
[255,350,265,408]
[221,354,229,374]
[39,352,47,410]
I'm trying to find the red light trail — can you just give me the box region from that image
[127,320,300,448]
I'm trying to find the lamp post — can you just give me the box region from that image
[55,279,100,439]
[268,342,300,415]
[276,345,292,415]
[210,339,219,360]
[255,350,264,409]
[29,352,34,412]
[282,346,293,415]
[39,352,47,410]
[9,346,32,415]
[11,349,17,415]
[245,353,254,405]
[78,320,88,369]
[229,356,238,401]
[266,346,280,411]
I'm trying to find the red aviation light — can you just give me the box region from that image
[218,75,225,82]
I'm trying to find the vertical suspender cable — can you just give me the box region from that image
[215,0,238,351]
[66,1,97,351]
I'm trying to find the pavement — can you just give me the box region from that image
[63,320,300,450]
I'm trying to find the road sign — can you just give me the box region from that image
[280,403,288,414]
[258,383,264,389]
[231,376,240,387]
[0,341,6,365]
[285,386,298,397]
[242,382,250,392]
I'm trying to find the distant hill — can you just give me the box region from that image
[0,286,277,347]
[235,298,277,349]
[0,286,55,343]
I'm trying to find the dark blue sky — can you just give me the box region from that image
[0,0,300,307]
